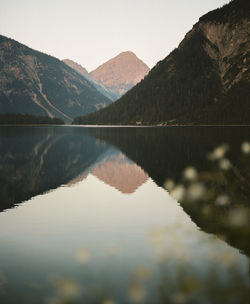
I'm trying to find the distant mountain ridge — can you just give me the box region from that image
[74,0,250,125]
[64,52,150,101]
[63,58,118,101]
[90,51,150,100]
[63,59,89,78]
[0,35,111,122]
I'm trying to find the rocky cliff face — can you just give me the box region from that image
[63,59,89,78]
[0,36,111,122]
[198,19,249,91]
[74,0,249,125]
[90,51,150,99]
[63,58,118,101]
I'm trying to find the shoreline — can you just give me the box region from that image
[1,124,250,128]
[0,124,250,128]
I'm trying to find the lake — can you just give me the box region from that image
[0,126,249,304]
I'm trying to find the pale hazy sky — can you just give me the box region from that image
[1,0,229,71]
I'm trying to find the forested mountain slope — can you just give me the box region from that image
[74,0,249,125]
[0,35,111,122]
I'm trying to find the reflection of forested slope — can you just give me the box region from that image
[86,127,250,184]
[0,127,108,211]
[86,126,250,256]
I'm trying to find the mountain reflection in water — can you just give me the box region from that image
[69,148,149,194]
[0,126,249,304]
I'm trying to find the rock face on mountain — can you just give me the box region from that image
[0,35,111,122]
[90,51,150,100]
[63,59,89,78]
[74,0,250,125]
[63,58,118,101]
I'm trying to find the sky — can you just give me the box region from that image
[0,0,229,71]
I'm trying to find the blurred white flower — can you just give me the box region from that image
[241,141,250,154]
[187,183,206,201]
[215,195,230,207]
[53,277,80,299]
[183,167,197,180]
[171,292,186,304]
[219,158,231,170]
[228,207,249,227]
[75,247,91,264]
[170,185,185,201]
[128,283,146,302]
[208,144,229,161]
[163,179,175,191]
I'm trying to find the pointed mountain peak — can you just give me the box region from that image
[90,51,150,98]
[62,59,89,77]
[116,51,137,57]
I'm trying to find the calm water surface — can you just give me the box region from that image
[0,126,249,304]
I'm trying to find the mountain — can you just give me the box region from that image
[90,51,150,100]
[73,0,250,125]
[63,58,117,101]
[0,35,112,123]
[63,58,89,78]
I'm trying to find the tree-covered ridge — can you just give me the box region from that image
[199,0,250,23]
[0,113,64,125]
[0,35,111,123]
[73,0,249,125]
